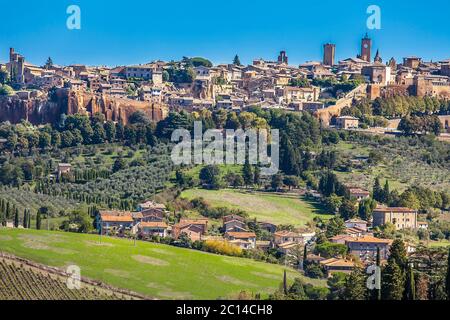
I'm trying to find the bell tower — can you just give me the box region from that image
[360,33,372,62]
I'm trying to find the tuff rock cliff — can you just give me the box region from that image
[0,89,168,125]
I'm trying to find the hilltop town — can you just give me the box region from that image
[1,34,449,134]
[1,34,450,301]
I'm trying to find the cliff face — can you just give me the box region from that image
[0,89,168,125]
[0,95,65,124]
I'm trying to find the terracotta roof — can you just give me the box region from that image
[140,222,168,228]
[346,235,392,244]
[320,258,356,268]
[174,223,203,232]
[100,210,132,217]
[278,241,300,249]
[226,232,256,239]
[100,215,133,223]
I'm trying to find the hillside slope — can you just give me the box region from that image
[0,228,325,299]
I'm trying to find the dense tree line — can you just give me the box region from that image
[325,241,450,300]
[399,114,443,136]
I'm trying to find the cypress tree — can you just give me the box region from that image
[376,247,382,300]
[243,158,253,187]
[283,270,288,295]
[6,202,10,219]
[27,210,31,229]
[382,259,404,300]
[36,210,42,230]
[383,180,391,204]
[373,177,383,202]
[233,54,241,66]
[14,208,19,228]
[405,266,416,300]
[23,209,27,228]
[0,209,4,227]
[446,247,450,300]
[253,165,261,186]
[344,267,368,300]
[389,240,408,271]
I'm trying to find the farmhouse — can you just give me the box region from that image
[345,235,392,262]
[345,219,368,232]
[256,240,272,251]
[418,221,429,230]
[223,217,248,232]
[172,223,204,241]
[344,227,366,238]
[320,258,357,276]
[274,230,304,245]
[137,200,166,212]
[57,163,72,178]
[336,116,359,130]
[277,242,302,255]
[348,188,370,202]
[224,232,256,249]
[99,213,134,235]
[138,222,168,238]
[179,219,209,234]
[141,209,165,222]
[372,206,418,230]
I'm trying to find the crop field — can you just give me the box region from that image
[0,255,135,300]
[181,189,332,226]
[0,228,325,300]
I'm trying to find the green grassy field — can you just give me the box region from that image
[181,189,332,226]
[0,228,325,299]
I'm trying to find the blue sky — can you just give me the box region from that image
[0,0,449,67]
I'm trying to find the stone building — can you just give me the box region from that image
[372,206,418,230]
[362,63,392,86]
[336,116,359,129]
[413,75,450,98]
[403,57,422,69]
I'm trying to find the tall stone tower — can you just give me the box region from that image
[323,43,336,66]
[360,33,372,62]
[8,47,25,84]
[277,51,288,65]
